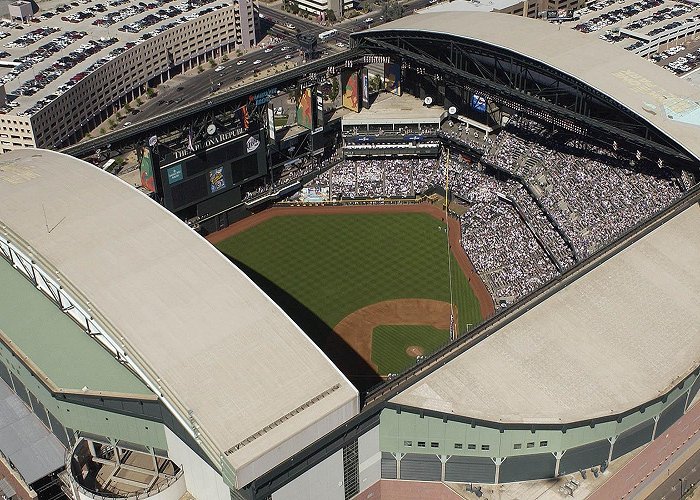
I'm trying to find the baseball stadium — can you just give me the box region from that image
[1,10,700,500]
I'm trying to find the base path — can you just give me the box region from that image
[334,299,454,373]
[206,203,496,319]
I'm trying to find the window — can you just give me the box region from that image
[417,441,426,448]
[430,442,439,448]
[481,444,490,451]
[513,443,522,450]
[403,440,412,447]
[454,443,463,449]
[467,444,476,450]
[540,441,548,447]
[527,442,535,448]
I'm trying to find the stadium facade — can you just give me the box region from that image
[1,12,700,500]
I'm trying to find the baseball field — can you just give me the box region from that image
[209,204,493,388]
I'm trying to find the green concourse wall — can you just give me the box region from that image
[0,340,168,451]
[378,367,700,483]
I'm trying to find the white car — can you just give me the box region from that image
[215,66,224,72]
[365,17,374,23]
[253,59,261,65]
[284,54,292,59]
[280,45,291,51]
[123,121,132,127]
[285,22,295,29]
[336,42,345,47]
[236,59,246,65]
[264,47,273,53]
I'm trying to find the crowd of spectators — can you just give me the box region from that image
[242,155,339,201]
[444,156,562,303]
[247,114,685,305]
[482,115,682,259]
[321,158,442,199]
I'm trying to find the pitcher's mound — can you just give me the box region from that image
[406,345,425,358]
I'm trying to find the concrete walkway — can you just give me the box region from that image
[588,400,700,499]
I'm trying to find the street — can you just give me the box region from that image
[647,446,700,500]
[118,0,437,126]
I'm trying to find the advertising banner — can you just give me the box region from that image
[361,67,370,109]
[245,135,261,153]
[296,86,314,130]
[139,146,156,193]
[471,94,487,113]
[209,166,226,194]
[384,63,401,95]
[167,163,183,185]
[267,105,276,142]
[341,70,360,112]
[237,97,251,130]
[314,89,324,133]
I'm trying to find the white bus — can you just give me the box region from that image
[318,29,338,41]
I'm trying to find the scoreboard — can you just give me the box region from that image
[157,128,268,215]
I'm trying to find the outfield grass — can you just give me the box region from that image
[372,325,450,375]
[216,212,481,331]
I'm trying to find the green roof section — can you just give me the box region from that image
[0,256,152,396]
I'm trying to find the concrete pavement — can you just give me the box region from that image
[588,399,700,499]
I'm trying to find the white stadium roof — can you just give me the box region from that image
[366,12,700,162]
[0,149,358,488]
[393,201,700,424]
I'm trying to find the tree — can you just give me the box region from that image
[112,157,124,173]
[198,65,204,73]
[222,53,229,63]
[115,111,123,120]
[236,49,243,57]
[381,0,403,20]
[136,97,144,106]
[99,127,106,135]
[325,8,336,22]
[362,0,371,12]
[124,103,133,112]
[146,87,155,98]
[208,58,216,68]
[108,119,116,130]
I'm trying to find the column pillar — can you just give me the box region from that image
[394,452,404,479]
[492,457,505,484]
[553,450,565,477]
[440,455,450,481]
[652,414,661,439]
[607,436,617,463]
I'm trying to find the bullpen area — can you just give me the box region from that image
[209,204,488,390]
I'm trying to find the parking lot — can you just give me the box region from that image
[653,39,700,74]
[0,0,229,118]
[564,0,700,76]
